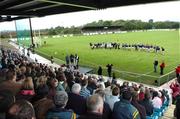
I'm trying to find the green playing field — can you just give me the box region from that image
[36,30,180,85]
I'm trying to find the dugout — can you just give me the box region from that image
[82,26,122,35]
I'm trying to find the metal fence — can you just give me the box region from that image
[114,69,176,86]
[158,70,176,86]
[31,49,177,86]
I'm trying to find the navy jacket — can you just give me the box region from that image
[111,99,140,119]
[139,99,153,116]
[65,92,86,115]
[46,107,77,119]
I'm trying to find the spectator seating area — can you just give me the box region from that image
[146,99,169,119]
[0,46,178,119]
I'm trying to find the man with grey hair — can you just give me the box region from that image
[87,94,104,114]
[46,91,77,119]
[6,100,35,119]
[95,89,112,119]
[71,83,81,94]
[80,79,91,98]
[66,83,86,115]
[78,94,104,119]
[54,91,68,107]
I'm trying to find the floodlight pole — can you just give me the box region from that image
[29,18,34,45]
[0,30,1,47]
[14,20,19,46]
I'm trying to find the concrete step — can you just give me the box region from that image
[161,104,175,119]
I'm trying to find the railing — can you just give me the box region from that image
[158,70,176,86]
[34,49,176,86]
[113,69,158,86]
[114,69,176,86]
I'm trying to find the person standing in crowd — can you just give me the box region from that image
[175,65,180,78]
[22,46,25,56]
[33,78,54,119]
[175,94,180,119]
[112,72,117,84]
[77,94,104,119]
[161,47,165,55]
[6,100,36,119]
[80,79,91,98]
[177,76,180,85]
[152,91,162,109]
[16,77,35,102]
[35,58,38,63]
[106,64,113,77]
[105,86,120,111]
[160,61,165,75]
[32,43,35,53]
[27,48,30,57]
[44,41,46,45]
[153,59,158,73]
[170,80,180,104]
[0,90,15,119]
[50,56,54,64]
[1,56,7,69]
[98,66,102,76]
[70,54,74,65]
[139,89,154,116]
[46,91,77,119]
[0,70,22,95]
[65,54,70,66]
[36,43,39,48]
[131,91,146,119]
[66,83,86,115]
[111,89,140,119]
[75,54,79,68]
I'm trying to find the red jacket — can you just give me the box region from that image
[170,83,180,98]
[176,66,180,74]
[160,63,165,68]
[139,92,145,101]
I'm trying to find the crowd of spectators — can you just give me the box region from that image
[65,54,79,68]
[170,76,180,119]
[0,47,178,119]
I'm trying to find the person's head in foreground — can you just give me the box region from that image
[54,91,68,108]
[86,94,104,115]
[6,100,35,119]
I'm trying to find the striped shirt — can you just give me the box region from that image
[80,87,91,98]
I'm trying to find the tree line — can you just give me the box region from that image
[0,19,179,38]
[84,19,179,30]
[40,19,179,35]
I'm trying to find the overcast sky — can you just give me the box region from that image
[0,1,179,31]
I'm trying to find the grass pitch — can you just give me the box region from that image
[36,30,180,85]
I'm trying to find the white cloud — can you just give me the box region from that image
[31,1,180,29]
[0,1,180,31]
[0,21,16,31]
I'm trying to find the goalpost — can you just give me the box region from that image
[33,29,42,47]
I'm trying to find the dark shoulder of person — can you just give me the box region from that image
[176,95,180,118]
[177,76,180,84]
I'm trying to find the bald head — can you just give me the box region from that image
[71,83,81,94]
[86,94,104,114]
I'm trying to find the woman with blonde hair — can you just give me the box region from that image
[34,76,49,101]
[36,76,47,88]
[16,76,35,102]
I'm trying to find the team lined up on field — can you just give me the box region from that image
[90,42,165,53]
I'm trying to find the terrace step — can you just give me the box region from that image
[161,104,175,119]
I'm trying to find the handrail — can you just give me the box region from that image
[113,68,159,78]
[159,70,175,78]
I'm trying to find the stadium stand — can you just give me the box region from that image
[0,1,179,118]
[0,43,179,119]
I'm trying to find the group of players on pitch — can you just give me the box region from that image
[90,42,165,54]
